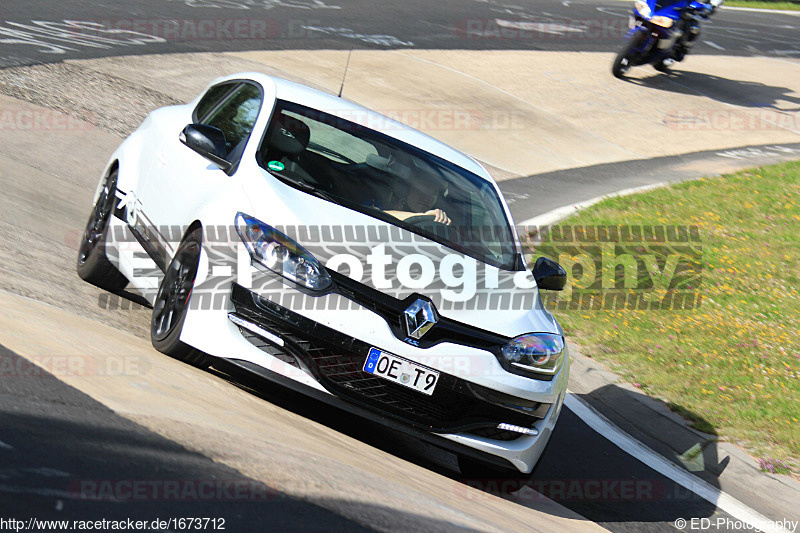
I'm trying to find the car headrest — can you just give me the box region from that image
[269,113,311,156]
[365,154,410,179]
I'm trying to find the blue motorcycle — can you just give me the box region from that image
[612,0,722,78]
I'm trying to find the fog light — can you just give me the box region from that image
[497,423,539,436]
[228,313,285,347]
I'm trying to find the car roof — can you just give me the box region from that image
[212,72,494,184]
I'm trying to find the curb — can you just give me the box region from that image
[538,190,800,525]
[516,182,667,227]
[566,340,800,522]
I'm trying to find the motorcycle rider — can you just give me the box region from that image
[662,0,722,68]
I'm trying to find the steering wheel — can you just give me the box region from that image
[402,215,451,239]
[403,214,449,226]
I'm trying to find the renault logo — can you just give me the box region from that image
[403,298,438,340]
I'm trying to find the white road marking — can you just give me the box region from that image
[0,483,115,501]
[565,393,792,533]
[300,26,413,47]
[0,467,71,479]
[495,19,585,35]
[0,440,13,450]
[717,145,800,160]
[0,20,165,55]
[596,6,629,17]
[27,468,71,477]
[169,0,340,9]
[704,40,725,50]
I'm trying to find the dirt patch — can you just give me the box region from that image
[0,62,180,137]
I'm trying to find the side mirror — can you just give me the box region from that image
[179,124,232,173]
[532,256,567,291]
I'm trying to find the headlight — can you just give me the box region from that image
[501,333,565,375]
[650,15,674,27]
[634,0,652,18]
[235,213,332,291]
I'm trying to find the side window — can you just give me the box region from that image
[194,82,238,123]
[197,83,263,161]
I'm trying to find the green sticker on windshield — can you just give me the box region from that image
[268,160,285,172]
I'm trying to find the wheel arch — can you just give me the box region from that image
[100,127,152,204]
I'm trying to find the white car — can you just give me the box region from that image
[77,72,569,475]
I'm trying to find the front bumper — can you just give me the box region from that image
[227,283,569,472]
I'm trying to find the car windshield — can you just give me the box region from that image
[257,100,519,270]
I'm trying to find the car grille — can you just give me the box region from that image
[230,283,545,435]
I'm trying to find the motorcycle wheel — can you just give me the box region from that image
[612,31,647,79]
[654,59,672,72]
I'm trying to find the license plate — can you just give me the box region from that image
[363,347,439,396]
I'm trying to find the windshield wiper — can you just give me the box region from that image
[269,171,340,203]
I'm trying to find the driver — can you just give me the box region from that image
[383,180,451,226]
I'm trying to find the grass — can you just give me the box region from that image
[535,161,800,473]
[723,0,800,9]
[759,457,793,474]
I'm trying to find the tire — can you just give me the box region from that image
[76,170,128,292]
[612,31,647,79]
[150,226,211,369]
[653,59,671,72]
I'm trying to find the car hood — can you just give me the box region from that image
[241,174,561,339]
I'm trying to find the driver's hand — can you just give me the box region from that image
[424,209,451,225]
